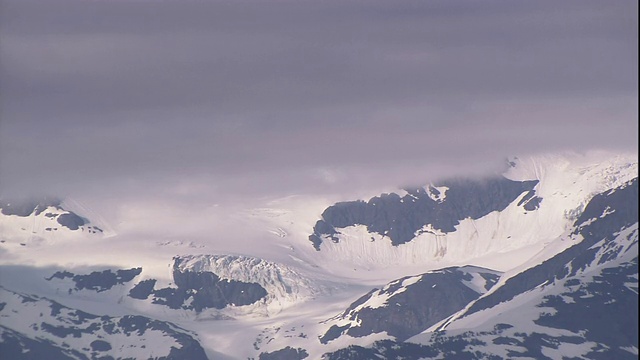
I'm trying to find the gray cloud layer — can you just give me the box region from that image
[1,0,637,200]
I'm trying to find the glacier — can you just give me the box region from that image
[0,151,637,359]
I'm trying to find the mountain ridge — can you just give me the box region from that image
[0,152,637,359]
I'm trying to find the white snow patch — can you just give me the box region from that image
[425,185,449,203]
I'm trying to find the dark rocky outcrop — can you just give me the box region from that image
[259,346,309,360]
[0,325,80,360]
[0,287,209,360]
[128,279,157,300]
[310,177,539,249]
[46,268,142,293]
[129,257,268,312]
[0,197,102,232]
[464,178,638,317]
[55,213,86,230]
[0,198,62,217]
[322,178,639,360]
[321,267,500,343]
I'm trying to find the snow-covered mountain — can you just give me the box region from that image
[323,177,638,360]
[309,153,637,272]
[0,198,106,248]
[320,266,501,344]
[0,286,208,360]
[0,152,637,359]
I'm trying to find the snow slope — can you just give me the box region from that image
[0,199,107,248]
[0,286,208,360]
[0,151,637,359]
[323,176,638,360]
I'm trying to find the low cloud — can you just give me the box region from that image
[1,0,637,212]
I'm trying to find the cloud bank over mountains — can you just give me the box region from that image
[1,0,637,201]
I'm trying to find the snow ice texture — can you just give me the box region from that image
[0,151,638,359]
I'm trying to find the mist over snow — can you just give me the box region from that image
[0,2,638,357]
[0,0,638,243]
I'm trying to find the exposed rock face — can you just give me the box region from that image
[517,190,543,210]
[130,254,322,315]
[0,198,62,217]
[321,178,639,360]
[0,287,209,360]
[321,266,501,343]
[128,256,269,312]
[0,326,78,360]
[464,178,638,317]
[46,268,142,293]
[151,266,268,312]
[128,279,157,300]
[310,177,539,249]
[55,213,85,230]
[0,155,636,360]
[0,198,102,233]
[259,346,309,360]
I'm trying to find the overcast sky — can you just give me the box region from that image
[0,0,637,204]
